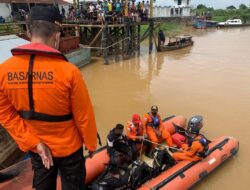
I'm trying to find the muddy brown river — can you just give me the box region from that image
[81,27,250,189]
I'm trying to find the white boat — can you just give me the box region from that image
[218,19,243,26]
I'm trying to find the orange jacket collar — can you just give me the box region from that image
[11,43,67,61]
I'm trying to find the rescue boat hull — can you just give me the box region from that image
[0,116,239,190]
[138,136,239,190]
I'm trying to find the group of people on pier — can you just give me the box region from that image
[62,0,151,23]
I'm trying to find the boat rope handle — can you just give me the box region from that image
[139,137,184,153]
[153,155,160,167]
[139,135,145,160]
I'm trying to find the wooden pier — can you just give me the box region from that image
[76,19,163,64]
[0,16,193,65]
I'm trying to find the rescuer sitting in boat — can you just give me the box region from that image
[107,124,133,171]
[172,115,210,161]
[126,113,148,159]
[143,105,173,157]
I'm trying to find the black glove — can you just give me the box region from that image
[88,151,94,158]
[128,150,133,160]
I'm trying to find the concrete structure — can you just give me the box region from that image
[154,0,192,17]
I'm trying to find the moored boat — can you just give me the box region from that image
[217,19,242,26]
[217,19,250,28]
[0,116,239,190]
[159,36,194,52]
[193,19,218,29]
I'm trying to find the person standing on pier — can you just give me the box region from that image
[115,0,122,15]
[108,0,113,14]
[88,2,95,21]
[102,0,109,16]
[0,6,97,190]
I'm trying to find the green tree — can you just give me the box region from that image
[239,4,247,10]
[197,4,207,9]
[226,5,236,10]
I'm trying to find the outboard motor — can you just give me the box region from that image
[187,115,203,134]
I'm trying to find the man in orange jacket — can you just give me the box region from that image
[126,114,144,141]
[143,106,173,153]
[0,6,97,190]
[172,116,210,162]
[126,114,145,159]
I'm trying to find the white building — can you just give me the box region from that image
[0,3,12,22]
[174,0,191,7]
[154,0,192,17]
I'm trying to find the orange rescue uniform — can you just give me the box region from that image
[0,43,97,157]
[172,135,205,161]
[143,113,172,147]
[126,121,144,141]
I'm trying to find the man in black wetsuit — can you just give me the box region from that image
[107,124,133,171]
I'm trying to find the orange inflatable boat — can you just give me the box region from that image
[0,116,239,190]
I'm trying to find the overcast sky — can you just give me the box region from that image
[154,0,250,9]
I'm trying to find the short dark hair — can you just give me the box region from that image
[28,20,61,40]
[115,124,124,130]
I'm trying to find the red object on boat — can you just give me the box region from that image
[172,133,187,148]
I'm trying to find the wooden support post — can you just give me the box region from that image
[83,27,88,44]
[122,26,125,54]
[124,17,130,58]
[137,24,141,52]
[149,19,154,54]
[89,27,103,47]
[150,0,154,18]
[153,33,158,52]
[102,23,109,65]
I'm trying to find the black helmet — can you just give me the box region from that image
[151,105,158,113]
[187,115,203,135]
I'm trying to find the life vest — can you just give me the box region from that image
[127,121,143,139]
[11,43,72,122]
[147,113,161,129]
[188,134,210,158]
